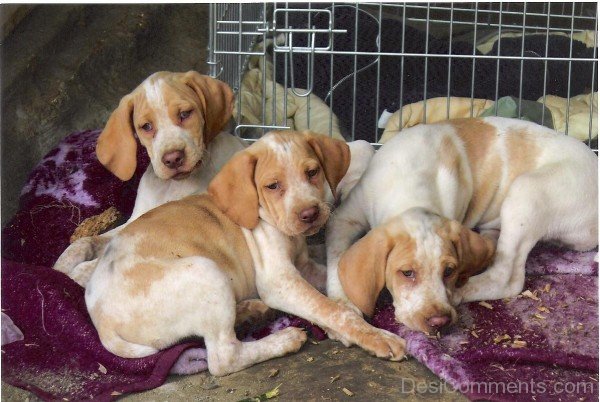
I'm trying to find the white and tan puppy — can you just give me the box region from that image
[327,117,598,335]
[54,71,246,285]
[86,131,404,376]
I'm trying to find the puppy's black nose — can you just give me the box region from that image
[162,150,185,169]
[427,315,451,329]
[298,206,320,223]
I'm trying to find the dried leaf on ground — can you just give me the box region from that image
[237,384,282,402]
[342,387,354,396]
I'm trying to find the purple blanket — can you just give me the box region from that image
[375,245,598,401]
[2,130,598,401]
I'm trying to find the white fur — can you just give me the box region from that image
[85,134,404,376]
[54,131,245,287]
[327,117,598,307]
[130,132,245,219]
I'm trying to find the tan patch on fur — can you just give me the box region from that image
[481,127,539,223]
[450,119,502,226]
[339,227,417,317]
[450,119,541,225]
[505,127,540,182]
[123,194,255,301]
[438,135,471,196]
[384,232,419,286]
[439,135,461,174]
[451,118,496,164]
[123,262,167,297]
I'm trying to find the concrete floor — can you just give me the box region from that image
[2,340,464,401]
[1,5,460,401]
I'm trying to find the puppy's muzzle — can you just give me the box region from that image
[298,206,320,224]
[162,149,185,170]
[426,314,451,330]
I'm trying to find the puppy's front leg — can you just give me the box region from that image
[455,207,540,304]
[296,242,327,293]
[325,197,369,304]
[247,222,406,361]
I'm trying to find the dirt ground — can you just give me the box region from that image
[2,339,465,401]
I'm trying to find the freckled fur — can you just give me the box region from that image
[327,116,597,334]
[125,195,255,301]
[54,71,245,287]
[86,131,405,376]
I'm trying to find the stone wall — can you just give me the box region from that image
[1,4,210,226]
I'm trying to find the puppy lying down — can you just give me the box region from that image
[86,131,404,376]
[327,117,598,335]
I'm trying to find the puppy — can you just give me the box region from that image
[327,117,598,334]
[54,71,245,286]
[86,131,405,376]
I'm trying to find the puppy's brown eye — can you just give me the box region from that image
[307,168,319,178]
[266,182,279,190]
[141,123,153,132]
[444,266,455,278]
[179,110,192,121]
[401,270,415,278]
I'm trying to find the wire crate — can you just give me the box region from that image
[208,2,598,150]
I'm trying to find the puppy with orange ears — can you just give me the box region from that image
[327,117,597,335]
[85,130,404,376]
[54,71,245,286]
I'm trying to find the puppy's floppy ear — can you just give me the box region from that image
[208,150,259,229]
[304,132,351,198]
[96,95,137,181]
[182,71,235,144]
[338,228,393,317]
[445,221,496,288]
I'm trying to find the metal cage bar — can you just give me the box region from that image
[208,2,598,151]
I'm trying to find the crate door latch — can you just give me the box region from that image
[269,8,346,97]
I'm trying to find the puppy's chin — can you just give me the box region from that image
[156,157,203,181]
[280,222,323,237]
[290,215,329,237]
[301,224,324,236]
[172,171,192,180]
